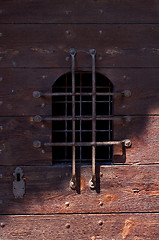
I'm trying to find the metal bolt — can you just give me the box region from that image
[89,49,96,56]
[98,56,103,61]
[89,178,96,189]
[0,77,3,82]
[41,149,45,154]
[65,56,70,61]
[0,126,3,131]
[41,103,45,108]
[33,140,41,148]
[69,48,76,56]
[65,30,70,35]
[70,179,76,190]
[65,202,70,207]
[33,91,41,98]
[42,75,47,79]
[65,10,71,15]
[0,101,3,105]
[124,139,132,148]
[41,124,45,128]
[0,222,5,228]
[99,9,104,14]
[124,116,132,123]
[122,90,131,97]
[99,201,103,206]
[65,223,70,228]
[34,115,42,123]
[99,30,103,35]
[98,220,103,226]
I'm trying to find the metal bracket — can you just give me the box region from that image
[13,167,25,198]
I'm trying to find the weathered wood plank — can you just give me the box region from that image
[0,69,159,116]
[0,165,159,214]
[1,0,159,24]
[0,213,159,240]
[0,116,158,165]
[1,24,159,67]
[0,117,52,165]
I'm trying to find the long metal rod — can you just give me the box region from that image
[69,48,76,190]
[33,91,131,98]
[34,115,131,122]
[80,72,82,163]
[89,49,96,189]
[44,140,131,147]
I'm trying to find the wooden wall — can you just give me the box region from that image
[0,1,159,239]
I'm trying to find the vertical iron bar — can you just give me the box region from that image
[108,82,111,161]
[65,73,68,160]
[69,48,77,190]
[80,72,82,163]
[89,49,96,189]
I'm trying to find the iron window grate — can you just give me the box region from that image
[52,72,113,165]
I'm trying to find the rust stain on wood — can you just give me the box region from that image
[122,219,134,239]
[104,194,114,203]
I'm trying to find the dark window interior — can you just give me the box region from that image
[52,72,113,165]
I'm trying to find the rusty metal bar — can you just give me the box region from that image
[69,48,77,190]
[80,72,82,162]
[43,140,131,147]
[34,115,131,122]
[33,91,131,98]
[89,49,96,189]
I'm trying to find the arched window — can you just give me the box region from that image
[52,72,113,165]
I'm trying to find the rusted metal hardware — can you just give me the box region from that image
[13,167,25,199]
[33,139,131,147]
[89,49,96,189]
[33,140,42,148]
[33,115,132,122]
[33,90,131,98]
[70,48,77,190]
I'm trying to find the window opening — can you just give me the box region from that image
[52,72,113,165]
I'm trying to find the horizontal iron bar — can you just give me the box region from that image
[52,130,112,132]
[34,115,131,122]
[43,139,131,147]
[33,90,131,98]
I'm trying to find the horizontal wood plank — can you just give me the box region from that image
[0,213,159,240]
[1,0,159,24]
[0,116,158,165]
[0,165,159,214]
[1,24,159,67]
[0,69,159,116]
[0,117,52,165]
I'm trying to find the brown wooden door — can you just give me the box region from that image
[0,1,159,239]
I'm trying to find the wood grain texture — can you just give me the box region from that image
[1,24,159,67]
[0,214,159,240]
[1,0,159,24]
[0,117,52,165]
[0,69,159,116]
[0,165,159,214]
[0,116,158,165]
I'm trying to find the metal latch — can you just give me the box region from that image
[13,167,25,198]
